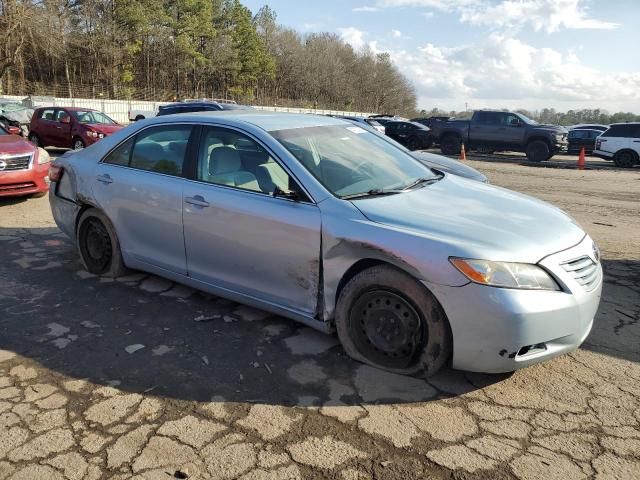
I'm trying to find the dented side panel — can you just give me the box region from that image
[318,197,470,321]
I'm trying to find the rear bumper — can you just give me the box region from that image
[49,182,81,242]
[426,235,602,373]
[0,163,49,197]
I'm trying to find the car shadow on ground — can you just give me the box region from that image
[0,226,510,406]
[0,226,636,407]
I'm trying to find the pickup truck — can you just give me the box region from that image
[432,110,568,162]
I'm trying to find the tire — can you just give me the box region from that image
[28,133,40,147]
[135,115,145,121]
[525,140,550,162]
[613,150,637,168]
[406,136,419,151]
[76,208,128,277]
[335,265,452,377]
[440,135,461,156]
[72,137,85,150]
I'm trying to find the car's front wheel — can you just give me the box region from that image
[73,137,85,150]
[77,208,128,277]
[335,265,452,377]
[613,150,637,168]
[525,140,550,162]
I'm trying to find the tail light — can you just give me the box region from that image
[49,164,63,182]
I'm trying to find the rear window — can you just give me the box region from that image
[602,124,640,138]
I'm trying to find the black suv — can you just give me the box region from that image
[157,101,252,116]
[384,120,433,150]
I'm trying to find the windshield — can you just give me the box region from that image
[0,103,24,113]
[72,111,116,124]
[518,113,538,125]
[271,125,437,198]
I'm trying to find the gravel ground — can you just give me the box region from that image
[0,158,639,480]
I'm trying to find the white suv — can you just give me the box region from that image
[593,123,640,168]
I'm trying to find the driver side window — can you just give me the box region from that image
[197,127,293,195]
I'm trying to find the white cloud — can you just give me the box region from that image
[353,6,381,12]
[377,0,618,33]
[338,27,367,50]
[376,34,640,111]
[421,11,434,19]
[391,29,403,37]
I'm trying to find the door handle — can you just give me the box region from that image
[633,140,640,143]
[96,174,113,184]
[185,195,210,207]
[56,126,62,129]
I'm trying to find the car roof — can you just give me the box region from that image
[149,111,349,132]
[36,106,97,112]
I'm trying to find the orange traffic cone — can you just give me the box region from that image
[577,147,586,170]
[460,143,466,160]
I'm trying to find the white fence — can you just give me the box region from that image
[1,95,374,124]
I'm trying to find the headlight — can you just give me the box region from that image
[87,131,98,138]
[555,133,565,141]
[37,147,50,164]
[450,258,560,290]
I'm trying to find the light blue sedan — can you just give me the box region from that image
[49,112,602,375]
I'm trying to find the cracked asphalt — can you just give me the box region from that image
[0,160,639,480]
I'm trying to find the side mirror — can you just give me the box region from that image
[61,116,71,124]
[7,126,22,135]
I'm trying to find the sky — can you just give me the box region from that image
[242,0,640,113]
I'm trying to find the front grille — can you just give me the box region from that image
[0,154,32,171]
[561,256,600,291]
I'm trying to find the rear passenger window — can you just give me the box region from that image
[104,138,134,166]
[602,124,639,138]
[129,125,192,176]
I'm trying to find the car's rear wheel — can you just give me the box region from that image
[73,137,85,150]
[335,265,452,377]
[406,136,419,151]
[613,150,637,168]
[440,135,461,156]
[77,208,128,277]
[28,133,40,147]
[525,140,550,162]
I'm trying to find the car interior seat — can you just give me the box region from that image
[208,146,259,191]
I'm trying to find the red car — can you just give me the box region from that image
[28,107,123,150]
[0,125,50,198]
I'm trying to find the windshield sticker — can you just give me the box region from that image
[346,126,366,134]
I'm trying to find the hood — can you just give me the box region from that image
[412,151,487,182]
[351,175,585,264]
[86,124,123,135]
[531,123,567,133]
[0,135,37,156]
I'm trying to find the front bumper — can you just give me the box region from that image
[552,140,568,153]
[0,162,49,197]
[427,236,602,373]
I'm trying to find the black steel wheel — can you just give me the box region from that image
[79,218,113,273]
[335,265,452,377]
[76,208,128,277]
[348,290,426,369]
